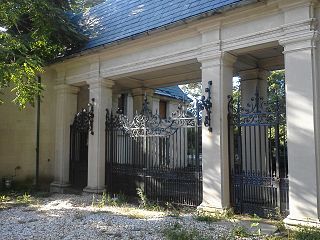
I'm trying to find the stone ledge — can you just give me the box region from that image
[284,215,320,228]
[50,182,71,193]
[83,186,106,194]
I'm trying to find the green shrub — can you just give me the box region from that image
[232,226,251,238]
[163,223,209,240]
[194,211,221,222]
[293,226,320,240]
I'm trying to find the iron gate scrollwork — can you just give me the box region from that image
[69,99,94,189]
[228,92,289,217]
[105,101,202,206]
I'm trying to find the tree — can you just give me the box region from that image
[0,0,88,108]
[180,82,202,100]
[68,0,105,13]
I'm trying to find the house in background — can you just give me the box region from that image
[0,84,190,188]
[0,0,319,227]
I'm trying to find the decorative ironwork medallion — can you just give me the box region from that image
[72,98,95,135]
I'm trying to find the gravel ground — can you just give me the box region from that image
[0,193,266,240]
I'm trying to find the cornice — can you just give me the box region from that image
[54,84,80,94]
[88,79,115,90]
[100,47,200,78]
[66,70,99,85]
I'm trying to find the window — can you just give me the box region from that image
[159,100,167,119]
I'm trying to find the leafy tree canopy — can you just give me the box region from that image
[0,0,89,108]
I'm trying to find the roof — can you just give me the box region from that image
[74,0,255,51]
[155,86,191,102]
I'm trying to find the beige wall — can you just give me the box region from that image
[0,71,56,184]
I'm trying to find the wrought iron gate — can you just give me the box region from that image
[228,93,289,217]
[69,101,94,189]
[105,103,202,206]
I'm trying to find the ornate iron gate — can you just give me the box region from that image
[69,101,94,189]
[105,103,202,206]
[228,93,289,217]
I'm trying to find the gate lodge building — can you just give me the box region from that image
[0,0,320,227]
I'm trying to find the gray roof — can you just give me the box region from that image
[75,0,255,51]
[155,86,191,102]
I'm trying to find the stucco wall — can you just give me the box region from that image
[0,72,56,185]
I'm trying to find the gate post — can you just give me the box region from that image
[84,79,114,193]
[197,52,236,211]
[280,26,320,225]
[50,84,79,193]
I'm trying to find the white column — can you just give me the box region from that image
[126,93,134,120]
[50,84,79,192]
[131,88,154,114]
[83,79,114,193]
[198,52,236,211]
[239,69,269,103]
[281,34,320,226]
[152,98,160,115]
[238,69,270,173]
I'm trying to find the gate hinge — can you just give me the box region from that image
[198,81,213,132]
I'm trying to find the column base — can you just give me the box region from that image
[197,202,225,213]
[83,186,106,194]
[284,215,320,228]
[50,182,71,193]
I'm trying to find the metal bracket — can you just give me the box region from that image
[88,98,95,135]
[198,81,213,132]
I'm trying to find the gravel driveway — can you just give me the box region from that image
[0,193,268,240]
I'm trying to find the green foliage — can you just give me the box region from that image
[96,192,107,208]
[68,0,105,13]
[0,195,10,202]
[0,0,87,107]
[293,226,320,240]
[195,209,234,222]
[231,226,251,238]
[136,187,148,207]
[16,192,33,205]
[163,223,209,240]
[180,83,202,100]
[194,211,221,222]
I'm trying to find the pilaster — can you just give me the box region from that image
[280,29,320,226]
[50,84,79,193]
[83,79,114,193]
[131,87,154,114]
[197,52,236,211]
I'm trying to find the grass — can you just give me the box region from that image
[194,208,234,223]
[292,226,320,240]
[91,192,128,208]
[231,225,251,238]
[127,212,147,219]
[163,223,209,240]
[194,211,221,222]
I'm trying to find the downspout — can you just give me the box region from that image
[35,76,41,188]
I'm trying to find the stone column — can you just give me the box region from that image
[131,88,154,114]
[238,69,270,173]
[152,98,160,115]
[83,79,114,193]
[198,52,236,211]
[239,69,269,104]
[50,84,79,193]
[280,33,320,226]
[126,93,134,120]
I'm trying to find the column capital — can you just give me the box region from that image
[279,30,319,54]
[54,84,79,94]
[238,69,270,81]
[198,52,237,69]
[88,79,115,90]
[131,87,154,97]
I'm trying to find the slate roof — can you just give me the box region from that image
[75,0,255,51]
[155,86,191,102]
